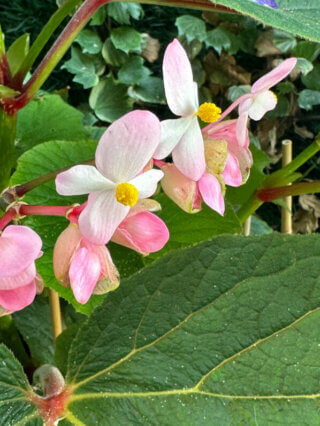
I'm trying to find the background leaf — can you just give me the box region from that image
[59,234,320,424]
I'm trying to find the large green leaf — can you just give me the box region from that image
[149,193,241,259]
[16,94,89,155]
[58,234,320,424]
[212,0,320,43]
[0,345,41,425]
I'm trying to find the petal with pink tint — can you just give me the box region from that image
[248,91,277,120]
[0,280,36,312]
[252,58,297,93]
[79,190,129,245]
[0,262,36,290]
[69,247,101,304]
[53,223,82,285]
[236,112,249,147]
[163,39,197,116]
[222,153,243,187]
[56,165,114,196]
[112,211,169,254]
[129,169,164,199]
[0,226,42,276]
[153,117,193,160]
[198,173,225,215]
[172,117,206,181]
[95,110,161,182]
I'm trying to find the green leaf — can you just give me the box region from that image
[129,76,165,104]
[295,58,313,76]
[102,38,128,67]
[89,76,133,122]
[292,41,320,62]
[90,5,107,26]
[16,94,90,154]
[13,296,54,366]
[61,234,320,424]
[272,29,296,53]
[208,0,320,44]
[250,216,273,235]
[118,56,151,85]
[302,64,320,91]
[205,27,232,54]
[0,84,20,98]
[107,2,143,25]
[227,144,270,207]
[148,194,241,260]
[62,46,100,89]
[175,15,206,42]
[0,344,41,424]
[111,27,142,54]
[298,89,320,111]
[7,33,29,76]
[227,84,251,102]
[75,29,102,54]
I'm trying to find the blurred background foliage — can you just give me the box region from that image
[1,0,320,232]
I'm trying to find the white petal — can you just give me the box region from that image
[248,91,277,121]
[130,169,164,199]
[163,39,198,116]
[172,117,206,181]
[79,191,129,245]
[153,117,193,160]
[56,165,114,196]
[95,110,161,183]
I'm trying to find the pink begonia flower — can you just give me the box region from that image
[156,160,225,216]
[0,225,42,314]
[56,110,164,246]
[111,200,169,255]
[205,58,297,146]
[204,119,252,185]
[53,223,119,304]
[154,39,223,181]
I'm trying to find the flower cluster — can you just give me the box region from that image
[0,39,296,310]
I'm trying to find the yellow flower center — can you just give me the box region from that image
[269,90,278,103]
[197,102,221,123]
[116,183,139,207]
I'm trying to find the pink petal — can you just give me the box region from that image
[79,190,129,245]
[222,153,243,187]
[0,280,36,312]
[112,211,169,254]
[86,244,119,293]
[0,262,36,290]
[0,226,42,276]
[163,39,198,116]
[53,224,82,286]
[153,117,193,160]
[69,247,101,304]
[95,110,161,182]
[55,165,114,196]
[236,112,249,147]
[252,58,297,93]
[160,162,201,213]
[248,91,277,120]
[198,173,225,215]
[172,117,206,181]
[129,169,164,199]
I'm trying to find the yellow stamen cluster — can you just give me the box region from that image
[269,90,278,103]
[116,183,139,207]
[197,102,221,123]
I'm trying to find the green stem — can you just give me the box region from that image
[263,137,320,188]
[258,181,320,202]
[0,109,17,191]
[237,193,262,225]
[12,0,82,87]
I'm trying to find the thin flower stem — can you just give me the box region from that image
[49,289,62,341]
[281,140,292,234]
[13,158,94,198]
[0,209,16,231]
[258,181,320,202]
[19,205,71,216]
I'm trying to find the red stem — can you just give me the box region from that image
[19,205,71,216]
[0,209,16,231]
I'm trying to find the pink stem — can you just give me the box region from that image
[0,209,16,231]
[19,205,72,217]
